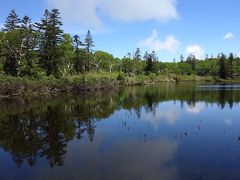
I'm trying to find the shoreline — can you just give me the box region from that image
[1,74,240,98]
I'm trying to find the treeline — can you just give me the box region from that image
[0,9,240,80]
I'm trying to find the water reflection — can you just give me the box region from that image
[0,98,99,168]
[186,102,205,114]
[1,83,240,179]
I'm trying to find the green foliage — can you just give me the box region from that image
[178,62,193,75]
[121,57,135,75]
[186,53,197,71]
[84,30,94,71]
[18,58,46,79]
[2,9,21,31]
[72,35,85,74]
[219,53,227,79]
[94,51,116,73]
[84,30,94,53]
[59,34,74,76]
[1,8,240,86]
[35,9,63,76]
[1,29,22,75]
[117,72,125,81]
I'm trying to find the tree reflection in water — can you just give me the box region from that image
[0,83,240,168]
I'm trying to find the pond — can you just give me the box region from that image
[0,83,240,180]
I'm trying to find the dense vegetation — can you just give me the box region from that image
[0,9,240,96]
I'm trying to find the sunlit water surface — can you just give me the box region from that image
[1,83,240,180]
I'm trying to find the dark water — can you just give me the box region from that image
[1,83,240,180]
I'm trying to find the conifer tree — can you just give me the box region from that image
[35,9,63,76]
[2,9,21,31]
[180,54,184,63]
[73,35,84,74]
[228,53,234,78]
[134,48,141,61]
[144,51,155,74]
[84,30,94,71]
[84,30,94,53]
[219,53,227,79]
[21,16,36,66]
[186,53,197,71]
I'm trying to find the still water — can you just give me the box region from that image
[1,83,240,180]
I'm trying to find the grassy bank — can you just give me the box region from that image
[0,73,239,97]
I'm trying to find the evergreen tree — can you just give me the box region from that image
[205,54,209,61]
[1,8,240,80]
[2,9,21,32]
[21,16,31,30]
[186,53,197,71]
[18,16,38,76]
[126,52,131,59]
[84,30,94,71]
[133,48,142,75]
[145,52,154,74]
[151,50,157,62]
[35,9,63,76]
[35,9,50,73]
[143,51,149,61]
[134,48,141,61]
[73,35,84,74]
[146,55,153,74]
[179,55,185,75]
[151,50,158,73]
[21,16,36,66]
[180,54,184,63]
[84,30,94,53]
[228,53,234,78]
[219,53,227,79]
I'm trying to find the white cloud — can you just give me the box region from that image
[47,0,102,29]
[143,108,180,129]
[224,118,233,125]
[138,29,180,52]
[156,109,180,124]
[46,0,178,29]
[224,33,234,40]
[186,103,205,114]
[98,0,178,22]
[186,44,205,59]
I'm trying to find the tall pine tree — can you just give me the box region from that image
[2,9,21,32]
[144,51,154,74]
[219,53,227,79]
[134,48,141,61]
[84,30,94,53]
[73,35,84,74]
[84,30,94,71]
[35,9,63,76]
[228,53,234,78]
[21,16,36,66]
[180,54,184,63]
[186,53,197,71]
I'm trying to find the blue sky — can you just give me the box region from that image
[1,0,240,61]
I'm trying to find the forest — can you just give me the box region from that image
[0,9,240,96]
